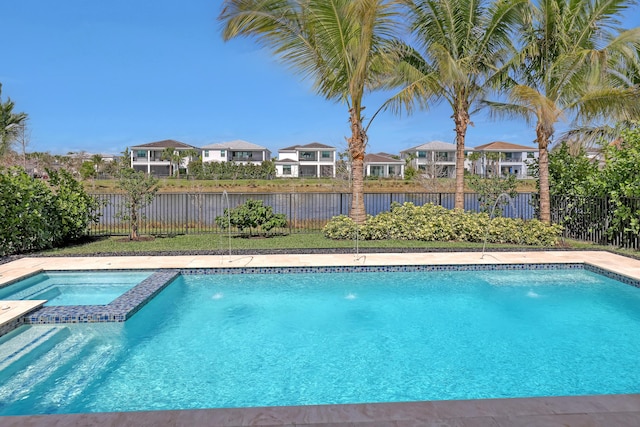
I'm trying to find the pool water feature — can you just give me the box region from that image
[0,271,152,306]
[1,266,640,416]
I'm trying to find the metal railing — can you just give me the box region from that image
[551,195,640,249]
[89,192,536,237]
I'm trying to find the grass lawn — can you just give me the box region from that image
[37,232,621,256]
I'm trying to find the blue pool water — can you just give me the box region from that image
[1,268,640,415]
[0,271,152,306]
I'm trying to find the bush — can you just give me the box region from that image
[216,199,287,236]
[0,167,99,256]
[323,202,562,246]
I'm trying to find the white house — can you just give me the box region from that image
[468,141,539,178]
[364,152,404,178]
[200,140,271,165]
[275,142,336,178]
[130,139,200,176]
[400,141,457,178]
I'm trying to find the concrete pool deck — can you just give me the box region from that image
[1,250,640,426]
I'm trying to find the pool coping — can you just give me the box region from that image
[1,250,640,426]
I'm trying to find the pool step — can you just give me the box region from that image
[37,340,122,410]
[0,325,69,372]
[0,329,93,402]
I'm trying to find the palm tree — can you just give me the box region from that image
[160,147,184,178]
[0,83,28,158]
[485,0,640,223]
[91,154,104,176]
[219,0,402,222]
[385,0,526,210]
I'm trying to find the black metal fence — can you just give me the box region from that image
[89,192,535,236]
[89,192,640,248]
[551,196,640,249]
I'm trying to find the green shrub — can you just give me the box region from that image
[0,167,99,256]
[323,202,562,246]
[216,199,287,236]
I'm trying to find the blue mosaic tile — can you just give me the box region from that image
[24,270,179,325]
[179,263,587,276]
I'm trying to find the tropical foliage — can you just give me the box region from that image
[215,199,287,236]
[219,0,403,222]
[0,84,28,159]
[386,0,526,210]
[188,159,276,180]
[485,0,640,223]
[116,168,159,240]
[0,167,99,256]
[323,202,562,246]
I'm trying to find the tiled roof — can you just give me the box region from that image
[202,140,270,151]
[473,141,538,151]
[130,139,196,149]
[364,153,403,163]
[400,141,456,153]
[274,158,298,164]
[280,142,336,151]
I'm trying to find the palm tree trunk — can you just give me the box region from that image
[535,121,552,224]
[453,107,470,210]
[349,108,367,223]
[537,143,551,224]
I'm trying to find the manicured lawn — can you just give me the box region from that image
[39,232,606,256]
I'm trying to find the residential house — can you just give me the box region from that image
[364,152,404,178]
[400,141,457,178]
[130,139,200,176]
[275,143,336,178]
[201,140,271,165]
[468,141,539,178]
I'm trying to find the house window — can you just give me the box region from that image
[527,152,535,158]
[136,150,146,158]
[504,152,513,160]
[220,150,226,156]
[417,151,427,158]
[204,150,209,157]
[321,151,331,159]
[283,165,292,175]
[388,166,397,175]
[436,152,449,161]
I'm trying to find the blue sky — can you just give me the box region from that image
[2,1,639,156]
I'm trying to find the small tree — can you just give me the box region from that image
[116,168,158,240]
[215,199,287,237]
[468,174,518,216]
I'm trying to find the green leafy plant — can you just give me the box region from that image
[116,168,159,240]
[215,199,287,237]
[0,167,99,256]
[323,202,562,246]
[467,174,518,216]
[47,168,100,241]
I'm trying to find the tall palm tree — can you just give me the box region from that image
[385,0,526,210]
[0,83,28,158]
[219,0,402,222]
[161,147,184,178]
[485,0,640,223]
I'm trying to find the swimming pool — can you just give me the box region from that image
[1,265,639,416]
[0,271,153,306]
